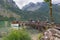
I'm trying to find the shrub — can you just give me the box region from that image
[38,33,43,40]
[3,29,31,40]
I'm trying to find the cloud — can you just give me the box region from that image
[13,0,60,9]
[52,0,60,4]
[13,0,43,9]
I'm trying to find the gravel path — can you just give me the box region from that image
[26,28,40,40]
[31,34,38,40]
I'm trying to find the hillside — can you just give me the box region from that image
[0,0,60,23]
[0,0,21,21]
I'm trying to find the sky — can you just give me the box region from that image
[13,0,60,9]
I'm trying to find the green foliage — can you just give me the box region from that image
[4,17,9,21]
[3,29,31,40]
[44,0,50,2]
[0,15,5,21]
[8,17,16,21]
[0,15,16,21]
[0,21,5,27]
[38,33,43,40]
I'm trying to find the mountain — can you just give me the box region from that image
[0,0,60,23]
[22,2,48,11]
[0,0,21,21]
[22,2,60,11]
[22,2,60,23]
[22,2,40,11]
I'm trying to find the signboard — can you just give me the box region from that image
[11,24,19,29]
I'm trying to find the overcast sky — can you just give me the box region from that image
[13,0,60,9]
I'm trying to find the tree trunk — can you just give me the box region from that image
[50,0,53,23]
